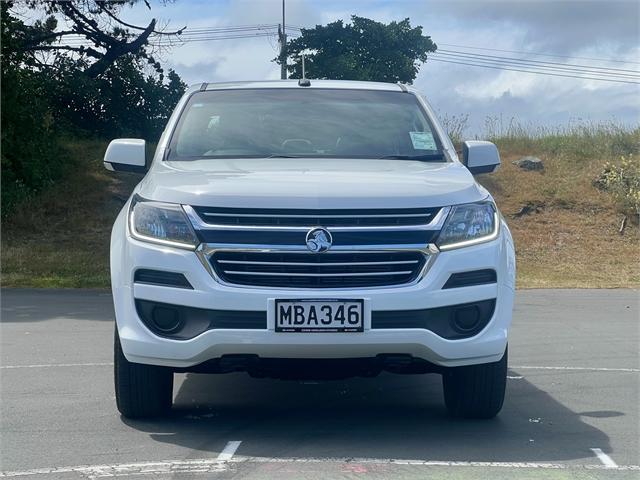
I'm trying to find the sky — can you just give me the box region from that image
[119,0,639,135]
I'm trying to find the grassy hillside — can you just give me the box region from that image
[479,124,638,288]
[1,127,638,289]
[1,140,141,288]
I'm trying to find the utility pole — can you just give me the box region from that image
[279,0,287,79]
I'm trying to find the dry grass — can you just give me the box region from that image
[1,127,638,289]
[480,151,638,288]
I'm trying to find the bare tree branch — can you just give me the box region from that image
[85,18,156,78]
[23,44,102,58]
[97,3,185,36]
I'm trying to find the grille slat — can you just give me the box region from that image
[217,259,419,266]
[222,270,414,277]
[194,206,440,228]
[211,251,427,288]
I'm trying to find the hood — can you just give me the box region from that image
[137,158,487,209]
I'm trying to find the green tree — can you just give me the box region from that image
[282,16,437,83]
[1,1,187,215]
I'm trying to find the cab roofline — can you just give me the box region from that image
[189,79,408,93]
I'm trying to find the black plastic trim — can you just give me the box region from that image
[104,162,147,174]
[134,269,194,289]
[468,164,498,175]
[371,299,496,339]
[176,355,443,378]
[443,269,497,289]
[135,300,267,340]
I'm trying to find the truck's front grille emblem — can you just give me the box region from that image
[305,227,333,253]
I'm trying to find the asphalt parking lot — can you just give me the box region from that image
[1,289,638,479]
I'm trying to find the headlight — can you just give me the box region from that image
[129,196,198,249]
[436,201,499,250]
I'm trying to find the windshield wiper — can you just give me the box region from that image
[376,153,445,161]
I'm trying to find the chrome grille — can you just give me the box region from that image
[187,206,446,289]
[210,251,427,288]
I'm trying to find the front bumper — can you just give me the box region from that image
[111,212,516,369]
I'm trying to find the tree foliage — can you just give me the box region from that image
[283,16,436,83]
[1,1,187,214]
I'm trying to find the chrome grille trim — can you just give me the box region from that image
[221,270,415,277]
[216,259,420,266]
[183,205,451,232]
[201,212,432,219]
[196,244,439,292]
[187,205,447,289]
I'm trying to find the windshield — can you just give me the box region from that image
[168,88,445,160]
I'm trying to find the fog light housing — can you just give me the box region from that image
[152,306,182,333]
[452,305,481,333]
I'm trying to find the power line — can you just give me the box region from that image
[436,49,640,75]
[433,52,640,79]
[59,24,283,44]
[427,57,640,84]
[436,42,640,66]
[60,28,286,47]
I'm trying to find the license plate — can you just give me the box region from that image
[275,299,364,332]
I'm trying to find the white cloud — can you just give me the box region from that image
[117,0,639,133]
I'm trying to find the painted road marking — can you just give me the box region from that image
[512,366,640,373]
[591,448,619,468]
[0,362,113,369]
[217,441,242,461]
[1,456,639,477]
[1,362,638,372]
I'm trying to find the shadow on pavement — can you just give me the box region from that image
[122,369,614,464]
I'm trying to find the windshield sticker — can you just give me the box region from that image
[409,131,437,150]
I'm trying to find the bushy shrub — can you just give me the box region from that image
[596,156,640,220]
[1,67,63,215]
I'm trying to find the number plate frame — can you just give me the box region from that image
[275,299,365,333]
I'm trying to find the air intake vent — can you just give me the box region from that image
[442,269,497,289]
[134,269,193,289]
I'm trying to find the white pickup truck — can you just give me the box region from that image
[105,80,516,419]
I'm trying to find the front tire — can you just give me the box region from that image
[442,346,507,419]
[114,326,173,418]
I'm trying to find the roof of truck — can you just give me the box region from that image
[191,79,408,92]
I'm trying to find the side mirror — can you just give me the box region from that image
[462,141,500,175]
[104,139,147,173]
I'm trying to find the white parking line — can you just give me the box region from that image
[512,365,640,373]
[217,441,242,461]
[0,362,113,369]
[591,448,619,468]
[1,456,639,477]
